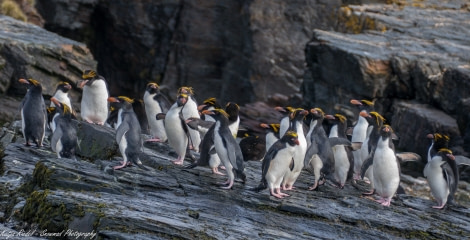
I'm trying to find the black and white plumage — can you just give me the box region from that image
[108,96,148,170]
[275,106,293,137]
[19,78,47,147]
[281,108,308,190]
[50,82,73,111]
[79,70,109,125]
[260,123,280,155]
[202,108,246,189]
[144,82,171,142]
[304,108,335,190]
[198,97,222,122]
[253,130,299,198]
[424,134,458,209]
[176,86,201,152]
[350,99,374,180]
[165,93,190,165]
[50,97,78,159]
[326,113,354,188]
[370,125,400,206]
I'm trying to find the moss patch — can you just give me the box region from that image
[0,0,27,22]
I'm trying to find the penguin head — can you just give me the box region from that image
[50,97,73,117]
[437,148,455,161]
[310,108,325,120]
[176,94,189,107]
[198,97,221,112]
[427,133,450,149]
[19,78,42,92]
[146,82,160,94]
[260,123,280,133]
[108,96,134,110]
[202,108,229,120]
[289,108,308,121]
[225,102,240,121]
[282,130,300,146]
[177,86,194,96]
[361,111,385,127]
[350,99,374,111]
[56,82,72,93]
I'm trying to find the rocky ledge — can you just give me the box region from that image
[0,122,469,239]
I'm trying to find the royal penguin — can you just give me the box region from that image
[370,125,400,206]
[143,82,171,142]
[165,93,190,165]
[175,86,201,152]
[359,111,386,194]
[108,96,148,170]
[304,108,335,190]
[350,99,374,180]
[253,131,299,198]
[79,70,109,125]
[281,108,308,190]
[325,113,354,188]
[50,97,78,159]
[19,78,47,147]
[202,108,246,189]
[50,82,73,111]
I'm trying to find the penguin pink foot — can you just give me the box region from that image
[212,167,225,175]
[146,138,163,142]
[114,161,131,170]
[432,203,446,209]
[281,184,295,191]
[220,180,234,189]
[363,189,375,195]
[275,188,289,197]
[171,156,184,165]
[270,188,287,199]
[308,183,318,191]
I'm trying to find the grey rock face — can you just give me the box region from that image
[0,123,469,239]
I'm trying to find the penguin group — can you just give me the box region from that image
[17,74,470,208]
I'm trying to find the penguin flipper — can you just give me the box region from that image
[154,94,172,113]
[289,157,295,171]
[360,155,374,179]
[50,127,63,153]
[442,163,457,197]
[396,152,421,162]
[304,142,318,168]
[455,155,470,166]
[116,121,130,144]
[156,113,166,120]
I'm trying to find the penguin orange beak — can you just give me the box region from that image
[359,111,370,118]
[294,139,300,145]
[350,99,362,105]
[107,97,119,103]
[64,83,72,90]
[325,114,335,120]
[310,108,317,114]
[197,104,207,111]
[50,97,61,107]
[259,123,268,128]
[19,78,29,84]
[426,133,434,139]
[384,126,390,132]
[201,110,214,115]
[79,80,89,88]
[274,106,286,112]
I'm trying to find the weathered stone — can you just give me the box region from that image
[73,120,119,161]
[1,122,469,239]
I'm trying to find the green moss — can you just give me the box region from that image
[32,161,54,189]
[1,0,27,22]
[22,190,69,232]
[336,6,384,34]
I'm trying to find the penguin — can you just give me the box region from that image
[164,93,190,165]
[202,108,246,189]
[107,96,148,170]
[186,117,214,139]
[274,106,293,137]
[325,113,354,188]
[350,99,374,180]
[359,111,386,194]
[225,102,240,138]
[175,86,201,152]
[239,132,266,162]
[143,82,171,142]
[19,78,47,147]
[50,82,73,111]
[252,130,300,198]
[281,108,308,190]
[304,108,335,190]
[47,106,60,133]
[198,97,222,122]
[50,97,78,159]
[260,123,281,155]
[370,125,400,206]
[79,70,109,125]
[185,124,224,175]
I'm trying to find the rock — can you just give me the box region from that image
[0,15,96,122]
[0,121,469,239]
[73,120,119,161]
[302,2,470,156]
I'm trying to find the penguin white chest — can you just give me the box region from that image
[144,92,166,140]
[423,157,450,203]
[266,145,296,188]
[351,116,368,142]
[51,90,72,111]
[332,145,350,184]
[373,138,399,197]
[164,107,187,155]
[81,80,109,123]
